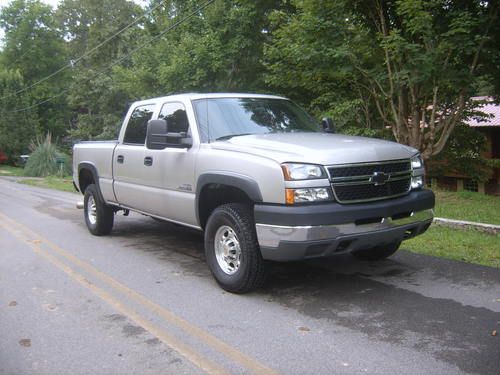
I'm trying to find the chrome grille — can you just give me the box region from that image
[328,160,412,203]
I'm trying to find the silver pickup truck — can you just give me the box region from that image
[73,93,434,293]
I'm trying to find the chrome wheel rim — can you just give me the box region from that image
[214,225,241,275]
[87,195,97,225]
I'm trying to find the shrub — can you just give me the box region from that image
[24,134,72,177]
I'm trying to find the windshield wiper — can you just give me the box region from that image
[215,133,254,141]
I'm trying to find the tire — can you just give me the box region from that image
[84,184,114,236]
[204,204,268,293]
[352,241,401,261]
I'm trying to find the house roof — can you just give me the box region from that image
[465,96,500,127]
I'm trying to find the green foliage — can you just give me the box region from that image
[0,0,69,139]
[0,0,498,156]
[0,68,35,162]
[264,0,500,156]
[24,133,72,177]
[427,124,494,182]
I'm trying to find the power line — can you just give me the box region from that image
[11,0,216,113]
[0,0,168,102]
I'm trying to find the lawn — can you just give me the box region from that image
[433,189,500,225]
[0,165,24,176]
[403,225,500,268]
[19,176,76,193]
[0,165,75,193]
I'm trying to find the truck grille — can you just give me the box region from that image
[328,160,412,203]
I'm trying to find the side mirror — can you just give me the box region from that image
[321,117,336,133]
[146,119,192,149]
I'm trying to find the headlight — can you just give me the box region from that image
[411,154,423,169]
[285,187,332,204]
[281,163,326,180]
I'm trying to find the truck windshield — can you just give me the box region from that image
[192,98,319,142]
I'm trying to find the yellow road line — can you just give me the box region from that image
[0,219,228,375]
[0,212,280,375]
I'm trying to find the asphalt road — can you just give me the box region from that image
[0,177,499,375]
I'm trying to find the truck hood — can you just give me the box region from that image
[211,132,418,165]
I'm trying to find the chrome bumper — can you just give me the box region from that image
[256,209,433,260]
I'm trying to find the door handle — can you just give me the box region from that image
[117,155,124,164]
[144,156,153,166]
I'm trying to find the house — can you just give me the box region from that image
[429,96,499,195]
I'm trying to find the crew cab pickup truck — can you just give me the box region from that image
[73,93,434,293]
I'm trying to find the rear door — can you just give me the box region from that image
[112,103,157,211]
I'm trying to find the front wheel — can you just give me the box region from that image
[204,204,268,293]
[352,241,401,261]
[84,184,114,236]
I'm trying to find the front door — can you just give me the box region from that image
[141,101,198,225]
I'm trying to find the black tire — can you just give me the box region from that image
[84,184,114,236]
[204,204,268,293]
[352,241,401,261]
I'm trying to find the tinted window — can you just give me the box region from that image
[123,104,155,145]
[159,102,190,133]
[192,98,318,142]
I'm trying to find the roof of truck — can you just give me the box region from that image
[131,92,287,105]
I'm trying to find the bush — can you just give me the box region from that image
[24,134,72,177]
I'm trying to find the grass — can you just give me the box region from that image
[19,176,76,193]
[0,165,24,176]
[403,225,500,268]
[433,189,500,225]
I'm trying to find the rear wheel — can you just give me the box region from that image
[204,204,268,293]
[352,241,401,261]
[84,184,114,236]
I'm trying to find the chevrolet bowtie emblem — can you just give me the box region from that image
[370,171,389,186]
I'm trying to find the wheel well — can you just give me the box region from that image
[79,168,95,194]
[198,184,253,229]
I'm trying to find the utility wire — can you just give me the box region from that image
[11,0,215,113]
[0,0,168,102]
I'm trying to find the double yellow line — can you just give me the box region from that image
[0,212,279,375]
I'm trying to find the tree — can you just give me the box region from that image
[0,0,69,138]
[114,0,284,97]
[265,0,500,158]
[0,68,37,162]
[56,0,143,140]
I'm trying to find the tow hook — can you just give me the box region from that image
[76,201,84,209]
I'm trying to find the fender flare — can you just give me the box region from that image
[195,172,263,225]
[78,162,104,202]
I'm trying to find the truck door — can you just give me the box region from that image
[112,103,156,211]
[141,101,198,225]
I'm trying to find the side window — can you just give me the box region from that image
[159,102,190,134]
[123,104,155,145]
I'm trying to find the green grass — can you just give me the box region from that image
[433,189,500,225]
[19,176,76,193]
[0,165,24,176]
[403,225,500,268]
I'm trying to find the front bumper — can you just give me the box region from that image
[255,189,434,261]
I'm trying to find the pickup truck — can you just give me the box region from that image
[73,93,434,293]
